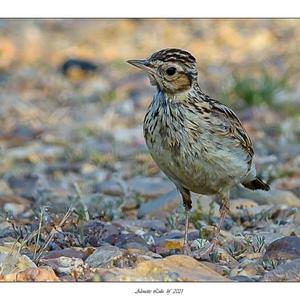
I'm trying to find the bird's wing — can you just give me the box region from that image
[209,99,254,169]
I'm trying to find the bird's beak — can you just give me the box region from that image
[127,59,158,76]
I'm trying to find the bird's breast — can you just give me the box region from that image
[143,96,251,194]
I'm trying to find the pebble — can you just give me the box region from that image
[0,267,59,282]
[95,180,125,196]
[85,245,123,268]
[239,262,264,277]
[138,189,179,218]
[113,249,162,268]
[6,173,39,197]
[115,233,149,251]
[275,223,300,236]
[0,194,31,217]
[230,198,267,217]
[215,248,239,267]
[113,219,167,233]
[162,239,184,250]
[83,221,121,247]
[156,230,184,246]
[40,248,86,260]
[264,236,300,260]
[201,261,231,276]
[232,186,300,207]
[40,256,83,275]
[113,127,143,144]
[230,275,257,282]
[93,255,230,281]
[262,258,300,281]
[0,246,36,276]
[129,176,174,199]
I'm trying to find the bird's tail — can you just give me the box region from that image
[242,177,270,191]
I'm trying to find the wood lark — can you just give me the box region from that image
[128,48,270,257]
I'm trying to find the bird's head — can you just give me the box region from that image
[127,48,198,95]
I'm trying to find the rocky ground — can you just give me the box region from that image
[1,19,300,282]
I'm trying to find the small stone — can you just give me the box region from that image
[264,236,300,260]
[216,248,239,267]
[0,246,36,276]
[129,176,174,199]
[95,180,124,196]
[3,203,27,216]
[243,253,264,260]
[262,258,300,282]
[0,267,59,282]
[6,173,39,197]
[232,186,300,207]
[239,262,264,277]
[230,199,257,216]
[0,180,13,194]
[113,127,143,144]
[156,230,184,246]
[85,245,123,268]
[162,239,184,250]
[93,255,230,281]
[201,261,231,276]
[276,224,300,237]
[40,256,83,275]
[0,237,18,247]
[152,246,171,257]
[115,233,149,251]
[113,249,162,268]
[83,221,121,247]
[230,275,257,282]
[113,219,166,233]
[81,163,97,174]
[0,195,31,217]
[229,199,274,223]
[40,248,86,260]
[121,198,138,211]
[138,189,179,218]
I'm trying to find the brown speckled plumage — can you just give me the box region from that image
[128,48,270,257]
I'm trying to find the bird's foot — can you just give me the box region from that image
[191,238,218,260]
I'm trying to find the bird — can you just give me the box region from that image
[127,48,270,257]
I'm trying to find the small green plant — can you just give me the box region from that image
[224,69,290,107]
[226,243,247,259]
[189,207,203,230]
[261,258,278,271]
[189,199,216,229]
[253,235,266,253]
[207,201,215,224]
[167,203,185,230]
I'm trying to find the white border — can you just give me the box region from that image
[1,282,300,300]
[0,0,299,17]
[0,0,300,298]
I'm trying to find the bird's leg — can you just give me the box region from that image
[180,188,192,255]
[193,191,230,259]
[183,209,190,255]
[214,196,229,241]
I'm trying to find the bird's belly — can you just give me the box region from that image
[146,135,249,195]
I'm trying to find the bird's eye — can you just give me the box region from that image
[166,67,177,76]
